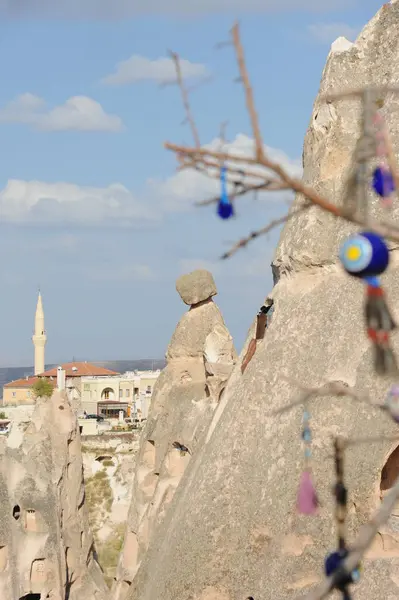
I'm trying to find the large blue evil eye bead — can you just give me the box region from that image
[217,201,234,220]
[339,231,389,277]
[372,166,395,197]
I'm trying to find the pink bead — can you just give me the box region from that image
[297,471,319,515]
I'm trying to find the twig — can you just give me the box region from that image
[179,156,284,186]
[231,22,264,160]
[273,377,397,423]
[169,50,200,148]
[220,204,311,259]
[196,180,287,210]
[272,379,376,415]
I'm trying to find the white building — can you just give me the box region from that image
[79,370,160,419]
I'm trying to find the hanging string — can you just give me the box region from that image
[297,406,319,515]
[217,165,234,219]
[324,438,360,600]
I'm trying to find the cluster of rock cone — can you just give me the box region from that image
[7,3,399,599]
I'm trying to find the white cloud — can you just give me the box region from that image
[102,55,209,86]
[150,133,302,212]
[0,180,157,225]
[0,134,300,225]
[308,22,361,44]
[0,93,123,132]
[0,0,356,18]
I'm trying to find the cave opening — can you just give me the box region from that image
[381,445,399,492]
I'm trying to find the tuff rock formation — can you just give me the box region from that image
[123,4,399,600]
[112,270,236,600]
[0,389,107,600]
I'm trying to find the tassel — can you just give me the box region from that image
[365,278,398,375]
[297,470,319,515]
[217,165,234,220]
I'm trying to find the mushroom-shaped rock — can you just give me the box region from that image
[112,271,236,600]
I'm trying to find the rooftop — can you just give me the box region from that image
[4,376,56,389]
[40,362,120,378]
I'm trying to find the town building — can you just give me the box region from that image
[2,292,119,406]
[2,292,162,418]
[79,369,161,418]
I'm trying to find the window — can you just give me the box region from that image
[84,384,90,391]
[104,390,110,400]
[119,389,123,398]
[126,389,130,397]
[12,392,16,398]
[27,391,31,398]
[146,386,152,393]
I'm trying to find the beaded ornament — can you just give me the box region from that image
[339,231,397,375]
[217,165,234,219]
[324,438,360,600]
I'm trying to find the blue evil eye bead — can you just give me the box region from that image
[217,200,234,219]
[372,166,395,197]
[324,550,360,588]
[385,384,399,423]
[339,231,389,277]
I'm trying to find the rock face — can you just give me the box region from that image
[0,390,108,600]
[112,270,236,600]
[123,5,399,600]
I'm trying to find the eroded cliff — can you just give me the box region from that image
[123,4,399,600]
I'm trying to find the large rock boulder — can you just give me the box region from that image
[123,4,399,600]
[0,390,108,600]
[112,270,236,600]
[176,269,217,306]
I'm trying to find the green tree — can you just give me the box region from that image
[0,412,6,419]
[31,378,54,399]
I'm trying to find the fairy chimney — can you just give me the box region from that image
[123,4,399,600]
[0,390,108,600]
[112,270,236,600]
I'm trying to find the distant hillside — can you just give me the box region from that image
[0,359,166,396]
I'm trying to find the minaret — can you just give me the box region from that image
[32,291,47,375]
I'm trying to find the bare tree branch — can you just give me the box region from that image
[231,22,264,160]
[165,25,399,258]
[220,204,311,259]
[168,50,201,148]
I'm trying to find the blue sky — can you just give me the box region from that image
[0,0,384,367]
